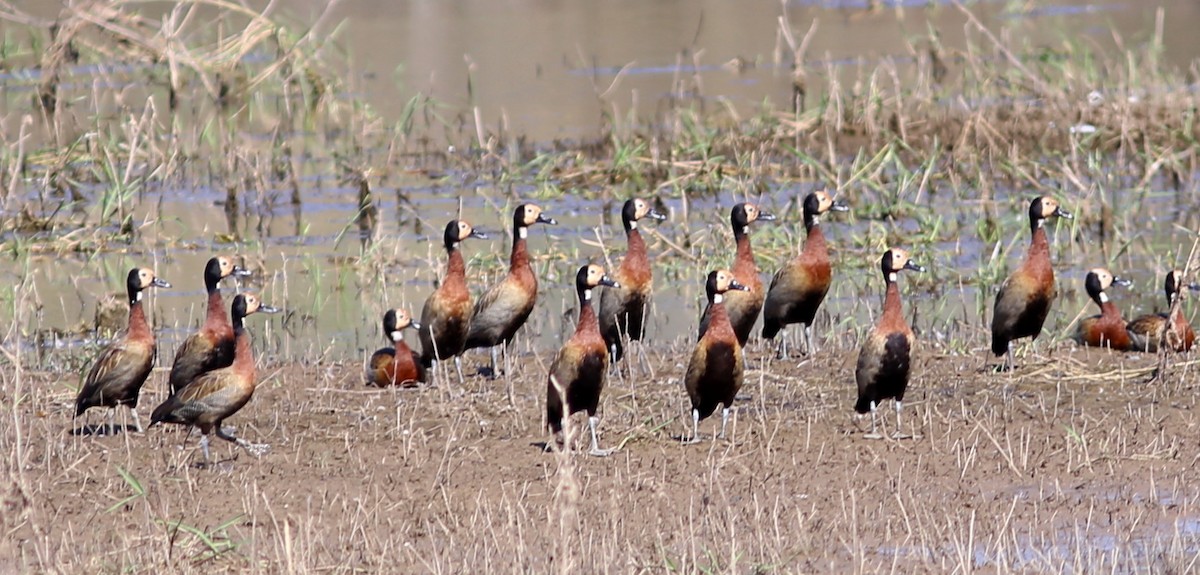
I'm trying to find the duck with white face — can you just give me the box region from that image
[855,248,923,440]
[1072,267,1133,351]
[546,264,621,456]
[74,267,170,435]
[1128,270,1200,353]
[684,269,751,445]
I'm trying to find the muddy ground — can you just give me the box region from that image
[4,338,1200,573]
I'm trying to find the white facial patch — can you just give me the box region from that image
[741,226,749,235]
[713,293,724,304]
[811,215,820,226]
[583,288,592,301]
[390,330,404,341]
[135,290,143,302]
[629,220,638,230]
[1099,292,1109,303]
[888,272,898,283]
[518,227,528,239]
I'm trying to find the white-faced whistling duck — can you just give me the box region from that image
[1128,270,1200,353]
[366,309,425,387]
[419,219,487,382]
[74,267,170,434]
[855,248,923,439]
[685,269,750,444]
[1072,268,1133,351]
[546,264,620,456]
[168,256,251,393]
[598,198,666,364]
[150,293,279,462]
[464,203,556,379]
[991,196,1072,370]
[762,191,849,358]
[698,202,774,347]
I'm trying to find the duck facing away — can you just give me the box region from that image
[546,264,620,456]
[150,294,279,462]
[419,219,487,382]
[74,267,170,434]
[598,198,666,364]
[855,248,923,440]
[367,309,426,387]
[1128,270,1200,353]
[1072,268,1133,350]
[698,202,774,346]
[464,203,556,379]
[685,269,750,444]
[991,196,1072,370]
[762,191,849,358]
[168,256,251,393]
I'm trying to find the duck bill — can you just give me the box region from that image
[1054,206,1073,220]
[1188,283,1200,292]
[648,209,668,221]
[151,278,171,288]
[729,280,751,292]
[755,212,777,222]
[1113,277,1133,288]
[258,304,281,314]
[468,229,489,240]
[599,276,620,289]
[409,320,423,331]
[536,214,557,225]
[232,266,253,277]
[904,261,926,273]
[830,200,850,212]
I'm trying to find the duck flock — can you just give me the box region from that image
[72,194,1196,461]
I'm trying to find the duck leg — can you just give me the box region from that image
[891,401,912,439]
[587,416,613,457]
[129,407,144,433]
[776,334,788,360]
[682,409,702,445]
[718,406,733,440]
[216,426,270,457]
[199,434,212,463]
[489,347,500,380]
[863,401,884,440]
[454,356,465,384]
[805,324,818,355]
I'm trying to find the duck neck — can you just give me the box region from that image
[127,297,152,341]
[445,244,467,287]
[204,282,227,330]
[230,316,255,377]
[1093,292,1121,319]
[577,286,599,334]
[881,277,904,324]
[623,226,648,271]
[734,229,755,275]
[510,224,530,272]
[802,218,827,258]
[1027,224,1051,263]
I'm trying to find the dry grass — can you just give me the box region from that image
[5,337,1200,573]
[3,0,1200,572]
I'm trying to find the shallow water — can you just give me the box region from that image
[5,0,1200,367]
